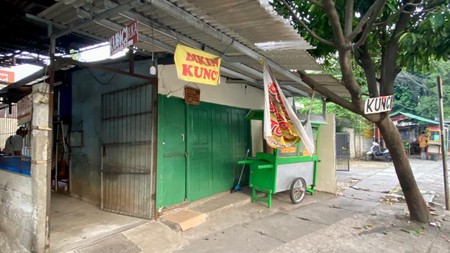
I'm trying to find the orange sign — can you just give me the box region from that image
[184,86,200,105]
[0,70,15,83]
[174,44,221,86]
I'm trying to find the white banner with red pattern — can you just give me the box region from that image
[263,63,315,154]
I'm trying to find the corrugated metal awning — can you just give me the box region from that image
[30,0,347,98]
[390,111,439,125]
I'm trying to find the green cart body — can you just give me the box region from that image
[238,110,324,208]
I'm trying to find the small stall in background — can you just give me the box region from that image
[0,94,32,175]
[238,110,326,208]
[389,111,442,156]
[426,125,448,161]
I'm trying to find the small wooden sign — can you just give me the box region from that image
[184,86,200,105]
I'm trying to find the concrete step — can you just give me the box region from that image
[160,210,207,231]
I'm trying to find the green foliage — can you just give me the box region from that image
[392,72,426,113]
[271,0,335,63]
[322,54,369,88]
[416,61,450,119]
[295,97,371,135]
[273,0,450,79]
[398,4,450,72]
[393,60,450,120]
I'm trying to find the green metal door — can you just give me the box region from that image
[157,96,186,208]
[187,103,213,201]
[212,106,233,194]
[231,109,250,185]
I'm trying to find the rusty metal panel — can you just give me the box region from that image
[101,83,154,218]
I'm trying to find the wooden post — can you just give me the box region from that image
[437,76,449,210]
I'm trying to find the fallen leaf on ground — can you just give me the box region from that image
[400,228,411,234]
[330,205,342,209]
[442,235,450,242]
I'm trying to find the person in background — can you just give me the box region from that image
[3,127,28,156]
[418,131,428,160]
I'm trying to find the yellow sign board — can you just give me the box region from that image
[174,44,221,86]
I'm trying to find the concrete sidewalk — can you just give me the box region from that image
[69,158,450,253]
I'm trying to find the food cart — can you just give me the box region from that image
[238,110,324,208]
[425,126,448,160]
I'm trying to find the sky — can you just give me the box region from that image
[0,43,128,84]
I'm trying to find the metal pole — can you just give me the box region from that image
[437,76,449,210]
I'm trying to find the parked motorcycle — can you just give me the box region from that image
[365,142,392,161]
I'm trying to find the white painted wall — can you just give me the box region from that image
[342,127,373,158]
[315,114,337,194]
[251,120,263,156]
[0,170,33,252]
[158,65,264,110]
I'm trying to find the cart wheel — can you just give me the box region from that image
[290,177,307,204]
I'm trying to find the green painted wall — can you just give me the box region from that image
[157,96,250,209]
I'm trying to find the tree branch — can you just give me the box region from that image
[348,0,386,41]
[305,0,323,8]
[381,0,419,95]
[349,0,387,48]
[373,0,443,27]
[322,0,346,46]
[279,0,334,47]
[344,0,355,36]
[338,49,364,98]
[297,70,357,113]
[356,43,379,97]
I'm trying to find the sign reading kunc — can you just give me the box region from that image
[364,95,394,114]
[110,20,138,56]
[174,44,221,86]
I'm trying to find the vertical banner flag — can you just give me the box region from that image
[174,44,221,86]
[263,63,315,154]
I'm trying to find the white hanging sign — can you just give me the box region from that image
[109,20,138,56]
[364,95,394,114]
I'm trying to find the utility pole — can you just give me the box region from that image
[437,76,449,210]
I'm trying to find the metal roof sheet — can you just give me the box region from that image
[390,111,439,125]
[4,0,348,98]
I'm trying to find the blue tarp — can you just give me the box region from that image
[0,156,31,175]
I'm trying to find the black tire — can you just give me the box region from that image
[290,177,307,204]
[365,154,373,161]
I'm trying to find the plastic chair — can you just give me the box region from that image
[403,142,410,156]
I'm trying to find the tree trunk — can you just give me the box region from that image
[376,116,430,223]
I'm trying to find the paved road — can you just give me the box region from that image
[176,158,450,253]
[71,158,450,253]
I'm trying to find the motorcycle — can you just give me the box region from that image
[365,142,392,161]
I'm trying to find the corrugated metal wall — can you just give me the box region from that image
[336,132,350,171]
[100,83,154,219]
[0,106,18,150]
